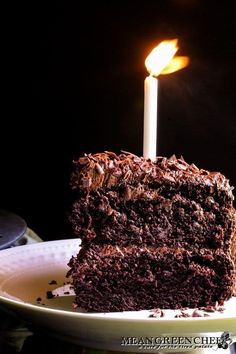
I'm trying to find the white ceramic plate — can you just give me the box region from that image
[0,239,236,352]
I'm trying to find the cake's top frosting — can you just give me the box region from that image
[70,151,234,197]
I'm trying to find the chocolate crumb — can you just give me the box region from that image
[175,311,191,318]
[46,291,55,299]
[217,299,224,306]
[36,297,42,302]
[149,308,165,318]
[199,302,226,313]
[64,291,70,295]
[192,309,204,317]
[217,307,225,312]
[48,280,57,285]
[199,306,215,312]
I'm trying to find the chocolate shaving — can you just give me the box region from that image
[95,163,104,175]
[70,152,233,194]
[175,311,191,318]
[199,301,225,313]
[192,309,204,317]
[149,308,165,318]
[169,154,177,162]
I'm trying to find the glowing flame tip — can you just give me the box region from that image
[145,39,189,77]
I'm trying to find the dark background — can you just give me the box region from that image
[1,1,236,240]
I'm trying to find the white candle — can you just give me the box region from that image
[143,39,188,161]
[143,76,158,160]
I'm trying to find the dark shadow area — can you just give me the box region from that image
[1,1,236,240]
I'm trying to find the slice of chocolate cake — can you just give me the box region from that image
[67,152,236,312]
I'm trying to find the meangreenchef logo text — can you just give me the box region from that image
[121,333,232,350]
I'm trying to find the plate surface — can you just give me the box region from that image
[0,239,236,352]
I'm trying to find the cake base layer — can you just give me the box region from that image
[68,245,235,312]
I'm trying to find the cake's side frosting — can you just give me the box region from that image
[68,152,236,311]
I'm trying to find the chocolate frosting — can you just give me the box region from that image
[70,151,234,198]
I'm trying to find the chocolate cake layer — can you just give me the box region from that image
[68,245,235,312]
[69,153,236,251]
[68,152,236,311]
[70,191,235,251]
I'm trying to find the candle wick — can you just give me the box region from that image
[149,72,156,78]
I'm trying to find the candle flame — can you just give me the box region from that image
[145,39,189,77]
[160,56,189,75]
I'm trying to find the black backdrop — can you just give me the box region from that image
[1,1,236,240]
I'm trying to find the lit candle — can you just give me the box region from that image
[143,76,158,161]
[143,39,189,160]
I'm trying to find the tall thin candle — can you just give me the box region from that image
[143,76,158,161]
[143,39,189,160]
